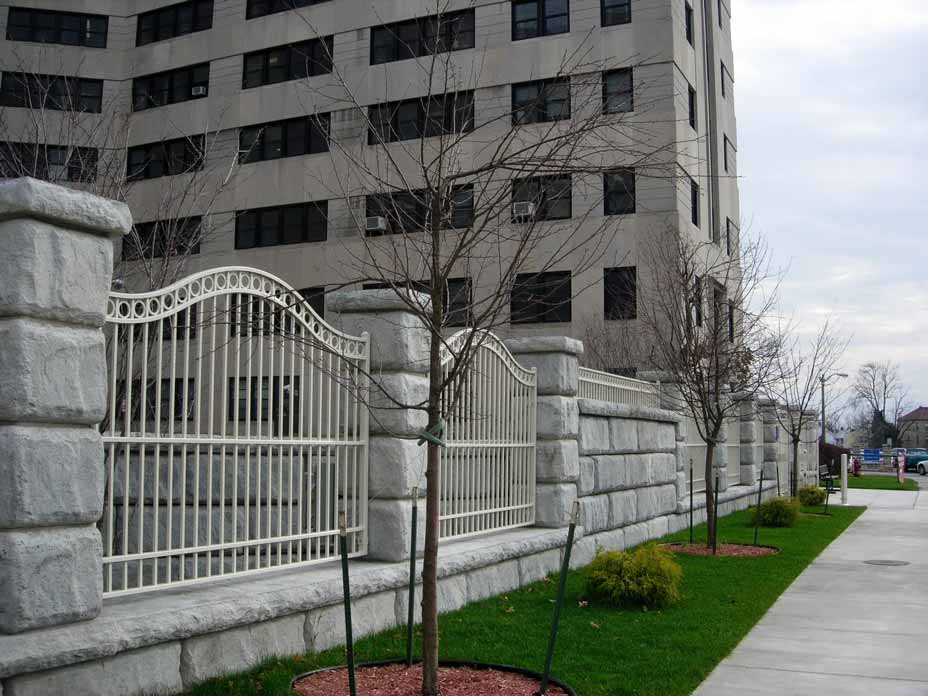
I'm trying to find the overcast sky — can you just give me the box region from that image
[732,0,928,414]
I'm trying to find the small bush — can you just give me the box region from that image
[752,497,800,527]
[586,544,683,609]
[798,486,826,506]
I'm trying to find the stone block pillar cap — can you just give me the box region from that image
[505,336,583,356]
[328,288,432,314]
[0,178,131,239]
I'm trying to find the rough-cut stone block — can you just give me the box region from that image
[518,549,562,584]
[592,454,626,492]
[569,537,597,569]
[609,489,637,527]
[625,453,651,488]
[648,515,669,540]
[4,642,181,696]
[579,495,610,533]
[536,440,579,482]
[649,453,677,485]
[635,487,660,523]
[741,420,758,443]
[0,319,105,424]
[675,418,687,442]
[466,559,520,601]
[368,436,427,498]
[667,513,688,534]
[0,219,114,327]
[505,336,583,357]
[0,526,101,633]
[537,396,578,440]
[741,464,757,486]
[578,457,596,496]
[590,528,625,553]
[676,442,688,471]
[367,499,424,562]
[438,575,468,614]
[578,416,610,455]
[0,426,103,528]
[636,420,675,451]
[534,483,577,528]
[181,614,304,685]
[510,352,576,396]
[306,591,397,653]
[675,471,687,499]
[609,418,638,451]
[624,521,649,549]
[368,373,429,436]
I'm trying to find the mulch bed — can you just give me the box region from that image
[801,512,832,518]
[664,542,778,557]
[292,663,569,696]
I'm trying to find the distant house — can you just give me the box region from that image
[900,406,928,449]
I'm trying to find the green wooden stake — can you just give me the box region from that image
[535,500,580,696]
[338,513,357,696]
[776,464,781,497]
[689,459,694,544]
[823,473,831,515]
[406,487,418,666]
[754,468,764,546]
[713,474,720,555]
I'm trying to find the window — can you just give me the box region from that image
[235,202,327,249]
[366,191,425,235]
[117,378,197,422]
[692,276,703,327]
[604,266,636,320]
[227,376,300,423]
[0,142,97,183]
[723,135,731,172]
[728,304,735,342]
[690,177,699,226]
[297,286,326,319]
[123,217,202,261]
[6,7,108,48]
[513,175,572,220]
[132,63,209,111]
[720,62,727,98]
[601,0,631,26]
[0,72,103,113]
[512,0,569,40]
[137,0,212,46]
[368,92,474,144]
[718,0,724,28]
[688,85,697,129]
[242,37,333,89]
[126,136,204,181]
[239,113,329,163]
[370,10,475,64]
[603,69,633,114]
[512,78,570,124]
[604,169,635,215]
[685,2,694,45]
[511,271,571,324]
[246,0,329,19]
[725,217,737,255]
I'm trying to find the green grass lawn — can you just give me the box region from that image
[180,505,864,696]
[847,474,919,491]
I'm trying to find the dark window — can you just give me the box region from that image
[239,113,329,163]
[126,136,204,181]
[365,191,426,235]
[692,276,703,327]
[603,68,633,113]
[297,286,326,319]
[370,9,475,65]
[603,266,636,320]
[368,92,474,144]
[725,217,736,256]
[0,142,97,182]
[137,0,212,46]
[6,7,108,47]
[513,175,572,221]
[720,62,727,98]
[601,0,631,26]
[235,202,327,249]
[0,72,103,113]
[690,177,699,226]
[449,185,475,228]
[242,37,333,89]
[246,0,330,19]
[123,217,202,261]
[728,304,735,342]
[132,63,209,111]
[685,2,694,45]
[723,135,730,172]
[688,85,697,129]
[604,169,635,215]
[718,0,724,28]
[511,271,571,324]
[227,376,300,423]
[512,78,570,124]
[117,378,197,422]
[512,0,569,40]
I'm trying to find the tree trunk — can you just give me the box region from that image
[792,438,801,497]
[420,399,442,694]
[704,441,717,553]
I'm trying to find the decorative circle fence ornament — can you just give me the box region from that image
[863,560,910,567]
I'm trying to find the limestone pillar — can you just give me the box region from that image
[738,396,762,485]
[0,178,130,633]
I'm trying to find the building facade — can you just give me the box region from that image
[0,0,740,366]
[900,406,928,449]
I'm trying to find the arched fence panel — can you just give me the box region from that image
[101,268,369,596]
[438,331,537,541]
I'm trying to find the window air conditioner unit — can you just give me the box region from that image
[512,201,536,220]
[191,86,207,97]
[366,216,388,233]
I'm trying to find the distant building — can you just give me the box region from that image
[900,406,928,449]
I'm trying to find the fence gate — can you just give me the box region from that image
[438,330,537,540]
[101,268,369,596]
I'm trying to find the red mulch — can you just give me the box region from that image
[292,663,568,696]
[664,542,778,557]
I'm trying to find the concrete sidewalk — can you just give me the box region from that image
[694,488,928,695]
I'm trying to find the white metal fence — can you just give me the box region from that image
[101,268,369,596]
[438,330,537,540]
[578,367,659,408]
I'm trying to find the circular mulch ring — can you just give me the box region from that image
[801,512,832,518]
[663,542,779,557]
[292,660,574,696]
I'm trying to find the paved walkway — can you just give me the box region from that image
[694,488,928,695]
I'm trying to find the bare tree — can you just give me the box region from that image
[852,361,913,446]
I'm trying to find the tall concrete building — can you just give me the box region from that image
[0,0,739,370]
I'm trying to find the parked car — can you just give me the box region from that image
[905,448,928,475]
